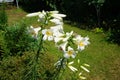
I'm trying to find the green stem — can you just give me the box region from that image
[36,35,44,62]
[29,34,44,80]
[53,57,66,80]
[28,13,48,80]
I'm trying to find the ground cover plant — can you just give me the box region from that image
[0,5,120,80]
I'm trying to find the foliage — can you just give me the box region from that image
[107,20,120,45]
[42,0,65,11]
[19,0,51,12]
[5,22,35,56]
[0,51,36,80]
[92,27,103,33]
[0,2,8,60]
[0,2,8,30]
[0,30,9,60]
[85,0,105,6]
[85,0,105,28]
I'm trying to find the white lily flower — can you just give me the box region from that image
[62,31,73,42]
[64,46,76,58]
[50,25,64,33]
[50,18,63,25]
[51,13,66,20]
[66,31,73,37]
[28,26,41,39]
[73,35,90,51]
[38,13,45,19]
[33,27,41,33]
[73,35,82,41]
[50,11,59,14]
[39,10,46,18]
[37,10,47,22]
[54,36,64,43]
[42,29,54,41]
[53,31,73,43]
[58,41,68,52]
[53,32,65,43]
[50,25,66,43]
[26,12,41,17]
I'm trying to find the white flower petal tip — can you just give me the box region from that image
[34,27,41,33]
[50,11,59,14]
[26,12,41,17]
[50,18,63,25]
[51,13,66,20]
[50,25,64,34]
[27,26,41,39]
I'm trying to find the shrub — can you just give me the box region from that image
[107,20,120,45]
[0,2,8,30]
[5,22,35,56]
[0,51,35,80]
[0,30,9,60]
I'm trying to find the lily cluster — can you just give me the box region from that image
[27,10,89,59]
[26,10,90,79]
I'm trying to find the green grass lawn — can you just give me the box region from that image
[5,8,120,80]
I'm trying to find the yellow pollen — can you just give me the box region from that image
[79,42,84,46]
[68,50,73,56]
[46,31,52,36]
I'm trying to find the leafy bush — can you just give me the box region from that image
[5,22,35,56]
[0,2,8,30]
[92,27,103,33]
[0,50,57,80]
[0,30,9,60]
[0,51,35,80]
[107,20,120,45]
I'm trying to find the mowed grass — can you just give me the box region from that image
[6,8,120,80]
[6,7,27,25]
